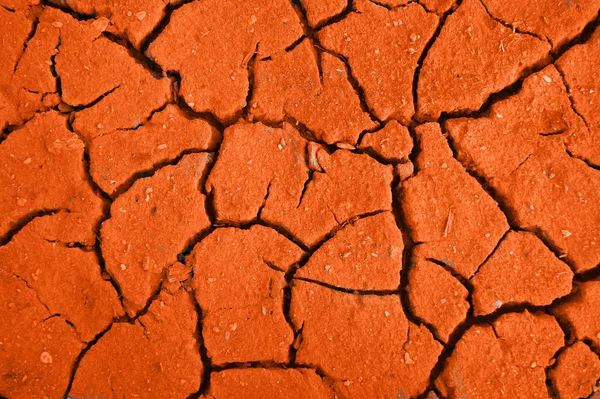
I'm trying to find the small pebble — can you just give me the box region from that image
[40,352,53,364]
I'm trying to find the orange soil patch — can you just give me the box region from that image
[1,0,599,398]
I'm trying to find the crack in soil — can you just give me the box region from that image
[106,148,214,200]
[394,174,443,347]
[440,123,580,273]
[417,304,573,399]
[139,0,195,53]
[42,0,97,21]
[101,31,164,78]
[12,17,39,75]
[3,1,600,397]
[66,85,119,112]
[0,208,67,246]
[411,1,459,126]
[426,9,600,123]
[290,0,383,126]
[554,62,594,132]
[62,278,166,398]
[188,290,213,397]
[478,0,549,43]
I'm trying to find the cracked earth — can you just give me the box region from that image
[1,0,599,398]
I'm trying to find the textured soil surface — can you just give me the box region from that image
[1,0,600,398]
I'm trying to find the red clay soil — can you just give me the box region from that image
[548,341,600,399]
[1,0,599,398]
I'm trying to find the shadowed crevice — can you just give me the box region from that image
[63,277,168,398]
[288,0,382,126]
[293,276,400,295]
[393,176,442,351]
[439,123,579,274]
[107,148,215,201]
[420,9,600,123]
[0,209,66,246]
[188,290,213,398]
[416,305,573,399]
[12,17,39,74]
[478,0,548,42]
[411,0,463,126]
[139,0,195,53]
[41,0,96,20]
[101,31,164,78]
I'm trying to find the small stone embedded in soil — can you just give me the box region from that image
[202,368,336,398]
[188,225,304,364]
[250,39,376,145]
[471,231,573,316]
[296,211,403,291]
[556,26,600,166]
[395,161,415,181]
[425,391,442,399]
[164,261,191,294]
[291,280,442,398]
[51,10,171,140]
[0,213,123,342]
[358,120,413,163]
[300,0,347,27]
[548,341,600,399]
[207,120,393,247]
[399,122,509,278]
[148,0,303,122]
[0,111,105,244]
[482,0,600,50]
[89,104,221,195]
[69,284,202,399]
[553,280,600,349]
[416,0,550,120]
[0,270,83,399]
[408,251,469,342]
[446,66,600,273]
[319,0,439,124]
[436,311,564,399]
[101,153,212,315]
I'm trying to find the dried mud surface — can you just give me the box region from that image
[1,0,599,398]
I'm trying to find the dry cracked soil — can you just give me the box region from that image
[1,0,600,398]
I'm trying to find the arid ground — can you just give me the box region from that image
[1,0,600,398]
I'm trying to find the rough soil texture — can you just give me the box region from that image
[436,311,565,398]
[1,0,599,398]
[548,341,600,399]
